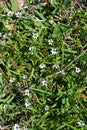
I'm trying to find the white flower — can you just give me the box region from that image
[16,82,21,87]
[48,39,53,45]
[23,126,27,130]
[53,64,60,69]
[0,32,2,37]
[25,99,31,107]
[77,120,85,127]
[75,67,81,73]
[8,32,12,36]
[0,125,1,129]
[32,33,39,39]
[9,77,15,83]
[7,11,14,16]
[39,63,45,69]
[3,104,7,110]
[15,12,22,18]
[29,46,35,51]
[25,89,30,96]
[23,75,28,79]
[86,76,87,79]
[51,48,57,55]
[14,124,20,130]
[44,105,49,111]
[3,34,7,39]
[42,79,47,86]
[59,70,64,74]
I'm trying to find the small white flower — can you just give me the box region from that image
[42,79,47,86]
[59,70,64,74]
[25,99,31,107]
[39,63,45,69]
[0,125,1,129]
[23,126,27,130]
[16,82,21,86]
[32,33,39,39]
[25,89,30,96]
[44,105,49,111]
[9,77,15,83]
[51,48,57,55]
[14,124,20,130]
[3,34,7,39]
[3,104,7,110]
[15,12,22,18]
[75,67,81,73]
[86,76,87,79]
[23,75,28,79]
[7,11,14,16]
[53,64,60,69]
[0,32,2,37]
[29,46,35,51]
[48,39,53,45]
[8,32,12,36]
[77,120,85,127]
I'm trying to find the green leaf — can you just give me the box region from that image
[64,49,77,54]
[34,10,46,21]
[10,0,18,12]
[31,88,52,95]
[52,25,63,39]
[29,68,35,79]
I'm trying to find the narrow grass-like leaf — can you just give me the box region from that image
[31,88,52,95]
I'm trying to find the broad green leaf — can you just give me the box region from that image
[34,10,46,21]
[10,0,18,12]
[52,25,63,39]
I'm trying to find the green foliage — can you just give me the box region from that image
[10,0,18,12]
[0,0,87,129]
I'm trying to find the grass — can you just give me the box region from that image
[0,0,87,129]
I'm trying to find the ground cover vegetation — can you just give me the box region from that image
[0,0,87,129]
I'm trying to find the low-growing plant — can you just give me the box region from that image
[0,0,87,129]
